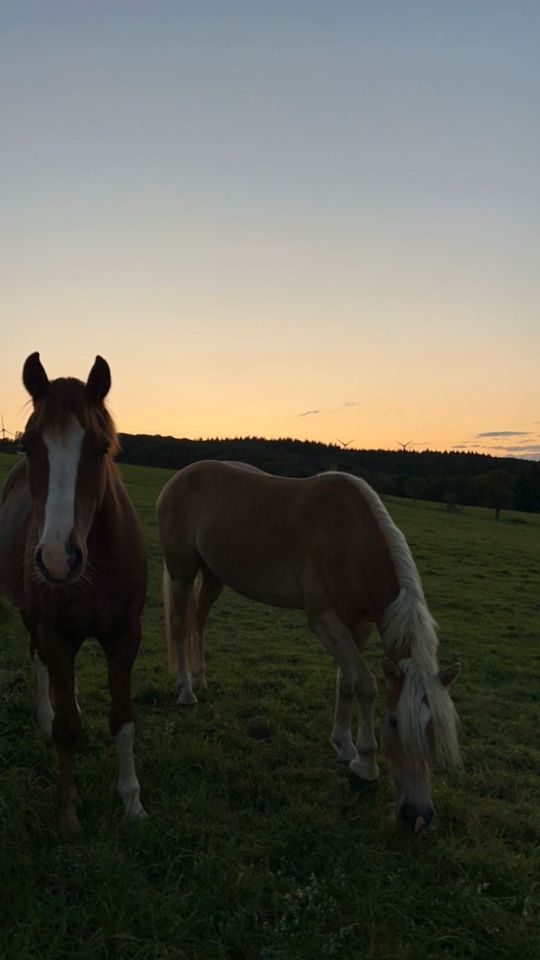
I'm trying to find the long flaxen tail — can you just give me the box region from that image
[163,564,202,677]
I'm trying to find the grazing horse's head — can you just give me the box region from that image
[381,657,461,833]
[20,352,118,585]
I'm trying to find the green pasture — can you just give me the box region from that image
[0,451,538,959]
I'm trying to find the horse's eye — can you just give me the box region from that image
[99,443,110,457]
[389,716,398,729]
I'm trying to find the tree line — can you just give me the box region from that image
[118,434,540,516]
[1,433,537,516]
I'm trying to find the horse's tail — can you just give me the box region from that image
[163,564,201,676]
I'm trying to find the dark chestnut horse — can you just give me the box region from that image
[157,460,461,833]
[0,353,147,833]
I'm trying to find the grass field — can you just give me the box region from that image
[0,450,538,960]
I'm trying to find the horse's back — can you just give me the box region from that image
[157,461,399,619]
[158,460,384,536]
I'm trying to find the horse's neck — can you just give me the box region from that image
[91,464,124,531]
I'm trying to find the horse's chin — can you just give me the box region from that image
[37,567,83,587]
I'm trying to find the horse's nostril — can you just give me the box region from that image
[399,802,415,826]
[35,547,45,573]
[399,802,434,830]
[68,547,83,573]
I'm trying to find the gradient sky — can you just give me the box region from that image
[1,2,539,458]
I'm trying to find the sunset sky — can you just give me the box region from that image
[1,2,539,458]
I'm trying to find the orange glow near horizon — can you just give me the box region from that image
[2,322,538,460]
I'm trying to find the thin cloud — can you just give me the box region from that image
[328,400,363,413]
[487,443,540,452]
[476,431,531,438]
[295,399,364,417]
[481,442,540,460]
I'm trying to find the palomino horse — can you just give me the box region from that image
[157,460,461,832]
[0,353,147,833]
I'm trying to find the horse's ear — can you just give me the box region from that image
[381,657,402,682]
[86,356,111,404]
[23,352,49,403]
[438,663,461,688]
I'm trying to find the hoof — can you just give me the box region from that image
[177,688,198,705]
[125,804,148,821]
[349,756,380,781]
[58,807,82,836]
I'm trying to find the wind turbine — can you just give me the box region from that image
[336,438,354,449]
[1,413,17,441]
[396,440,426,451]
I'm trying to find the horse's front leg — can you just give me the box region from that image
[44,646,82,834]
[33,648,54,738]
[350,621,380,781]
[105,620,146,820]
[309,607,379,781]
[331,665,357,762]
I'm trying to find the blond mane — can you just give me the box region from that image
[348,476,461,767]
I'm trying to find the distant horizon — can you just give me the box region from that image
[115,431,540,462]
[2,422,538,464]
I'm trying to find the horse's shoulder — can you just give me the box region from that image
[1,458,27,505]
[175,459,266,486]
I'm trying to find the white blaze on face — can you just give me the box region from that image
[40,417,84,579]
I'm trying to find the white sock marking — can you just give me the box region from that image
[34,650,54,736]
[115,722,146,818]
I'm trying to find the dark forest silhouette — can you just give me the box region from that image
[1,433,538,516]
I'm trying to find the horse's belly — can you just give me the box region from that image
[212,560,305,610]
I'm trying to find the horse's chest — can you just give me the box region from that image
[28,587,113,642]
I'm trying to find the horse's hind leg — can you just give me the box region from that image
[309,608,379,781]
[165,563,201,705]
[191,566,223,692]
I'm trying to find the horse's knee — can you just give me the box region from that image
[337,671,355,699]
[356,672,378,702]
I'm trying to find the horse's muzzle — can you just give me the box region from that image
[35,545,84,584]
[398,801,434,833]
